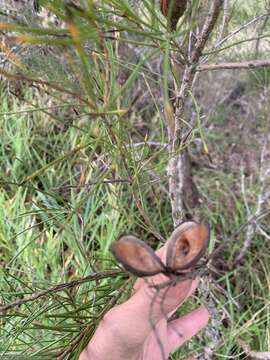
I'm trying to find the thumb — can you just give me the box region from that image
[167,305,209,353]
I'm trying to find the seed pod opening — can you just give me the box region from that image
[110,235,166,277]
[166,222,210,271]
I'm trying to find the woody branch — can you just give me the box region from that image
[167,0,224,226]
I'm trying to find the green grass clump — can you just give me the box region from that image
[0,86,172,357]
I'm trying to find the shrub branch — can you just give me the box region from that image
[0,270,123,312]
[168,0,224,226]
[198,59,270,71]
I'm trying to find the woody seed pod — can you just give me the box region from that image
[166,222,210,271]
[160,0,188,31]
[110,235,166,277]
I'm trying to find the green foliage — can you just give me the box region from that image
[0,0,269,359]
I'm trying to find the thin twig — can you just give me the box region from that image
[151,267,208,290]
[0,67,93,107]
[197,59,270,71]
[235,131,270,264]
[217,0,230,43]
[241,169,251,217]
[239,340,270,360]
[255,1,270,57]
[52,178,131,190]
[0,270,123,312]
[215,12,270,49]
[132,141,168,148]
[208,208,270,263]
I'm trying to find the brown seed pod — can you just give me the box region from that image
[166,222,210,271]
[160,0,188,31]
[110,235,166,277]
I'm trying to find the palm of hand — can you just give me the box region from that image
[80,248,209,360]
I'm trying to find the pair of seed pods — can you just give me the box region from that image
[110,221,210,277]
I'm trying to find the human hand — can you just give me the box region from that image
[79,238,209,360]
